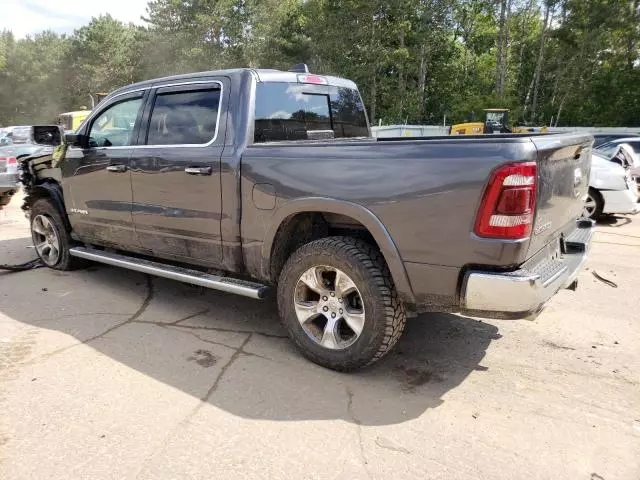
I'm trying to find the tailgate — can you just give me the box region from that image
[528,133,593,256]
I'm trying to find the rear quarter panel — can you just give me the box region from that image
[240,137,540,270]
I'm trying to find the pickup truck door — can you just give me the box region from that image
[61,90,147,248]
[129,79,226,266]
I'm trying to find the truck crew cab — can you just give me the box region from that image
[20,66,594,370]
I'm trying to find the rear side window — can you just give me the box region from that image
[254,82,368,143]
[146,88,220,145]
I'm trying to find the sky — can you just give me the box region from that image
[1,0,150,39]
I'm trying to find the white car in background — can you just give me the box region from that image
[583,150,639,220]
[596,137,640,161]
[595,137,640,187]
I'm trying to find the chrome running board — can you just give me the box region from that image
[69,247,268,299]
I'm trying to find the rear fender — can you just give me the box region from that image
[261,198,415,303]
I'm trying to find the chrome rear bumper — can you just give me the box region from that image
[461,219,594,318]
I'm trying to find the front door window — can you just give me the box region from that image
[88,97,142,147]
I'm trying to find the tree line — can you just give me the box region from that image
[0,0,638,128]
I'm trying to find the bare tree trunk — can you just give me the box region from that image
[499,0,511,98]
[370,73,377,124]
[555,91,568,126]
[550,52,569,106]
[551,72,559,106]
[369,9,377,124]
[523,74,535,118]
[626,0,639,69]
[516,0,535,91]
[418,43,427,120]
[495,0,506,97]
[531,1,552,123]
[398,29,406,113]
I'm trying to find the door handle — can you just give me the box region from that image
[184,166,212,175]
[106,164,127,173]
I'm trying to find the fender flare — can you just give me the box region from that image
[261,197,415,303]
[26,182,71,231]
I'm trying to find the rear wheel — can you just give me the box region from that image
[277,237,406,371]
[582,188,603,220]
[30,198,82,270]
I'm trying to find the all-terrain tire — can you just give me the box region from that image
[29,198,84,271]
[277,236,406,371]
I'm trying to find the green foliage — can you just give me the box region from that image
[0,30,69,123]
[0,0,638,126]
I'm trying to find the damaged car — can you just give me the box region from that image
[583,150,639,220]
[0,126,61,210]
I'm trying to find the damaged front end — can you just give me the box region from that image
[19,148,65,218]
[7,125,66,214]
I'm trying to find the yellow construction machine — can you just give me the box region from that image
[57,93,109,132]
[450,109,548,135]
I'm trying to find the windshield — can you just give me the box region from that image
[485,111,506,128]
[254,82,369,142]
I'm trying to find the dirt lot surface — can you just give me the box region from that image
[1,192,639,480]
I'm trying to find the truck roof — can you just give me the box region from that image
[109,68,358,98]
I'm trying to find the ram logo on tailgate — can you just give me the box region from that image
[534,219,552,235]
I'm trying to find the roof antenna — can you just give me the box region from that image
[289,63,309,73]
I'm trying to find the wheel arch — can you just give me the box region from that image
[24,181,71,231]
[261,198,415,304]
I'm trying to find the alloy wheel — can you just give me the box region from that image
[293,266,365,350]
[32,214,61,266]
[582,194,596,219]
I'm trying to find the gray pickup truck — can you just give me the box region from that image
[18,66,594,370]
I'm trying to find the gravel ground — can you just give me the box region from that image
[1,192,639,480]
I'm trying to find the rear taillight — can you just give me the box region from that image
[474,162,537,239]
[7,156,17,164]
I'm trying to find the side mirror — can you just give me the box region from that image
[64,133,87,148]
[32,125,63,146]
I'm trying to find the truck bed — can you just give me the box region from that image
[242,132,592,266]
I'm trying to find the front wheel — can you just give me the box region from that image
[30,198,82,270]
[277,237,406,371]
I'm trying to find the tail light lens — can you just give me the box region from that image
[474,162,537,239]
[6,156,17,164]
